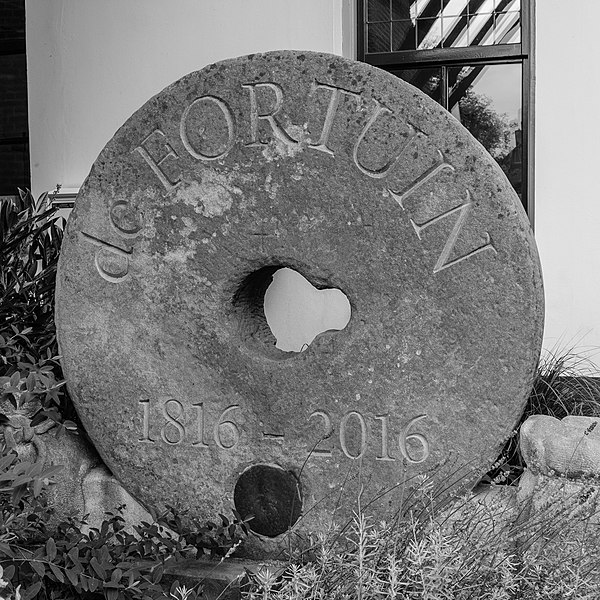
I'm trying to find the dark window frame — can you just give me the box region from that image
[0,0,30,196]
[357,0,535,225]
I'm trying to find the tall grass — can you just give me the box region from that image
[243,473,600,599]
[527,348,600,419]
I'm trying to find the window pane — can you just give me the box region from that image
[365,0,521,54]
[416,18,441,48]
[493,11,520,44]
[392,21,415,50]
[390,67,443,104]
[0,54,29,139]
[368,22,392,52]
[448,63,522,199]
[0,0,25,38]
[392,0,413,20]
[0,1,30,194]
[443,0,467,17]
[368,0,391,22]
[0,143,30,195]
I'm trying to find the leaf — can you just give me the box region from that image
[0,452,16,471]
[46,537,57,561]
[29,461,43,478]
[41,464,63,479]
[90,556,106,579]
[30,561,46,577]
[67,546,80,562]
[12,474,34,487]
[41,408,62,423]
[111,568,123,583]
[29,411,48,427]
[0,543,15,558]
[26,372,36,391]
[152,564,164,584]
[49,562,65,583]
[22,581,42,600]
[106,588,119,600]
[103,581,121,589]
[65,567,79,587]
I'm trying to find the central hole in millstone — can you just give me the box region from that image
[264,268,351,352]
[233,464,302,538]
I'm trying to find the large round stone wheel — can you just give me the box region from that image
[56,50,543,556]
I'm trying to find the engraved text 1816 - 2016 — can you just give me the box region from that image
[138,399,429,464]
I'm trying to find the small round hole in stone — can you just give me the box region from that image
[233,464,302,538]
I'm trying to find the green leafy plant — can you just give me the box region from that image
[0,442,248,599]
[0,189,76,434]
[154,506,249,559]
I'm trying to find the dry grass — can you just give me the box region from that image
[243,474,600,600]
[527,348,600,419]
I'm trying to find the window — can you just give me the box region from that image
[0,0,30,196]
[358,0,533,218]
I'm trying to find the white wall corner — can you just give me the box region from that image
[341,0,357,59]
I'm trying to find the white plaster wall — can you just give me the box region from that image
[535,1,600,361]
[26,0,352,198]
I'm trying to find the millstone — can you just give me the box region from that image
[56,50,543,556]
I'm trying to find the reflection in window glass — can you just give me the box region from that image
[368,0,391,22]
[493,11,520,44]
[417,18,441,48]
[368,21,391,53]
[365,0,520,53]
[449,63,522,198]
[392,21,415,51]
[391,67,443,104]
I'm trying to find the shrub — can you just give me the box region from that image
[0,442,248,600]
[0,189,76,435]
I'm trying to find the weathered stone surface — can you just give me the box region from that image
[81,465,152,533]
[56,51,543,555]
[520,415,600,477]
[0,397,150,530]
[0,398,99,523]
